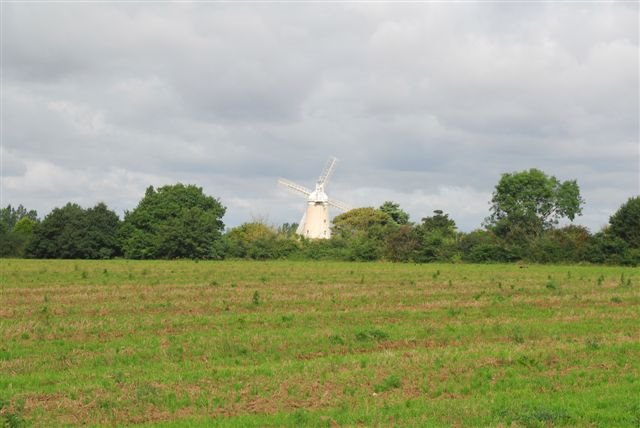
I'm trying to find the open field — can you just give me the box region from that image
[0,260,638,426]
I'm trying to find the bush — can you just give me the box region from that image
[224,222,301,260]
[295,237,349,260]
[528,225,590,263]
[585,232,629,264]
[459,230,518,263]
[348,235,383,261]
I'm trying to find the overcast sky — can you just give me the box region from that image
[1,2,638,232]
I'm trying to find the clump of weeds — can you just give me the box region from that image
[473,291,485,301]
[374,375,402,393]
[545,279,558,290]
[328,335,345,345]
[447,307,462,317]
[619,273,632,287]
[586,338,601,350]
[510,327,525,344]
[355,329,389,342]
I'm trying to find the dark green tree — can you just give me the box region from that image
[419,210,456,237]
[415,210,458,262]
[26,202,121,259]
[84,203,122,259]
[585,231,631,265]
[608,196,640,248]
[487,169,584,240]
[26,203,86,258]
[120,184,226,259]
[384,224,420,262]
[379,201,410,225]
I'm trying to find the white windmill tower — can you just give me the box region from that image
[278,156,350,239]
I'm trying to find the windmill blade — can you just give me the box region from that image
[328,198,351,212]
[318,156,338,186]
[278,178,311,197]
[296,212,306,235]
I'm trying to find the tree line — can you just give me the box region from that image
[2,170,639,265]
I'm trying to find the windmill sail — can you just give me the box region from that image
[296,212,306,236]
[277,178,311,196]
[318,157,337,186]
[328,198,351,212]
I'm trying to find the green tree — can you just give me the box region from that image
[13,216,37,235]
[9,217,38,257]
[0,204,38,231]
[332,207,393,239]
[379,201,410,225]
[120,184,226,259]
[225,222,276,259]
[332,208,393,261]
[487,169,584,240]
[608,196,640,248]
[278,222,299,238]
[0,205,39,257]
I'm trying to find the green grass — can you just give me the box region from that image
[0,259,638,426]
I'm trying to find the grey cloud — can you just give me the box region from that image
[1,3,637,232]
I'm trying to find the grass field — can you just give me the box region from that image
[0,259,638,427]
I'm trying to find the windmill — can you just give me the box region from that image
[278,156,350,239]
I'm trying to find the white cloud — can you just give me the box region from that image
[47,100,106,135]
[1,159,170,218]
